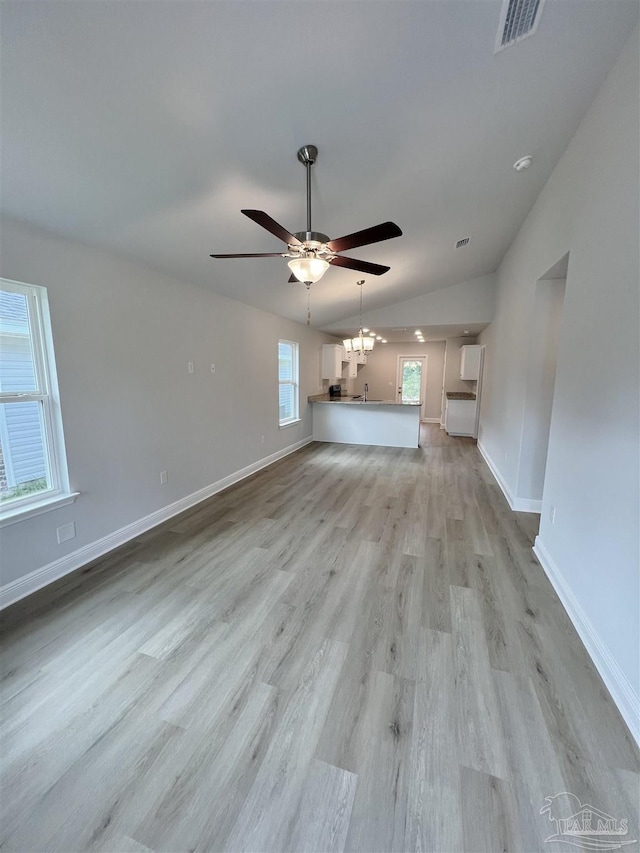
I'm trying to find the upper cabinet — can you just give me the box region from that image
[460,345,482,380]
[321,344,347,379]
[345,350,367,378]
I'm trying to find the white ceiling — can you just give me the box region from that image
[2,1,637,330]
[329,324,488,345]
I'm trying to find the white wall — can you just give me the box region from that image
[0,217,338,588]
[478,29,639,733]
[352,341,445,420]
[443,337,479,394]
[323,273,496,332]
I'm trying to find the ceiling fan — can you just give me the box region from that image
[210,145,402,285]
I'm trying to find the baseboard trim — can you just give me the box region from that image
[421,417,441,423]
[477,441,542,513]
[0,437,313,611]
[533,537,640,746]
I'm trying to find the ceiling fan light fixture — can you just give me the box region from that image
[342,335,375,352]
[287,256,330,284]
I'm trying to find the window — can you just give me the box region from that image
[0,278,73,521]
[278,339,299,426]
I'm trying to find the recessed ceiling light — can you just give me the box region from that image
[362,328,369,333]
[369,331,376,336]
[376,336,382,341]
[513,155,533,171]
[381,339,388,343]
[414,330,422,335]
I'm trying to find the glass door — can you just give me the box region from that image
[397,356,427,418]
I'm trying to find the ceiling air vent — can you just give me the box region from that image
[495,0,546,53]
[456,237,471,248]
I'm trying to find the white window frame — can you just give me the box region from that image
[278,339,300,427]
[0,278,77,526]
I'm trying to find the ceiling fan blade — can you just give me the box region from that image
[329,255,390,275]
[288,273,298,283]
[210,252,284,258]
[326,221,402,254]
[241,210,302,246]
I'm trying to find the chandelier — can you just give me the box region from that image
[343,280,374,356]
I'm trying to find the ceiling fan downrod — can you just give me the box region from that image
[297,145,317,235]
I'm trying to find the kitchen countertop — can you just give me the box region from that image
[310,397,421,407]
[445,391,476,400]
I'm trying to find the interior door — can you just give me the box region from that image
[397,355,427,418]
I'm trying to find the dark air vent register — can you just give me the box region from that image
[495,0,546,52]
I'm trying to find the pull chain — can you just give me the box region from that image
[306,282,312,326]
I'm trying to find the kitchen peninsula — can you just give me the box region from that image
[309,395,421,448]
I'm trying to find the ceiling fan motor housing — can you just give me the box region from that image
[293,231,330,247]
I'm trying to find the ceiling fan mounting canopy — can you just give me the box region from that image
[210,144,402,284]
[296,144,318,166]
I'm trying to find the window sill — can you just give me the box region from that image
[279,418,302,429]
[0,491,80,528]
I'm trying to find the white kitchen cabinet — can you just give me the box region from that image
[460,345,482,380]
[321,344,347,379]
[445,399,477,436]
[345,351,367,378]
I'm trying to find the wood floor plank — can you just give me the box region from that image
[222,638,348,853]
[492,667,567,851]
[450,584,510,780]
[283,758,358,853]
[132,681,282,852]
[460,766,524,853]
[405,628,462,853]
[341,670,415,853]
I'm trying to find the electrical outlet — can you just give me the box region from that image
[210,363,215,373]
[188,362,194,374]
[56,522,76,544]
[160,470,168,485]
[549,505,556,524]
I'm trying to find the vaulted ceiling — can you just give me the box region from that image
[2,1,637,330]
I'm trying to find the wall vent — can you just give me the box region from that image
[495,0,546,53]
[455,237,471,248]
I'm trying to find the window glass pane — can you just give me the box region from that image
[401,360,422,403]
[278,342,293,381]
[0,401,51,503]
[279,384,294,422]
[0,290,37,392]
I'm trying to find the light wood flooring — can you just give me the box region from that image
[1,424,638,852]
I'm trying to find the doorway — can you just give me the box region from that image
[518,253,568,503]
[396,355,428,420]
